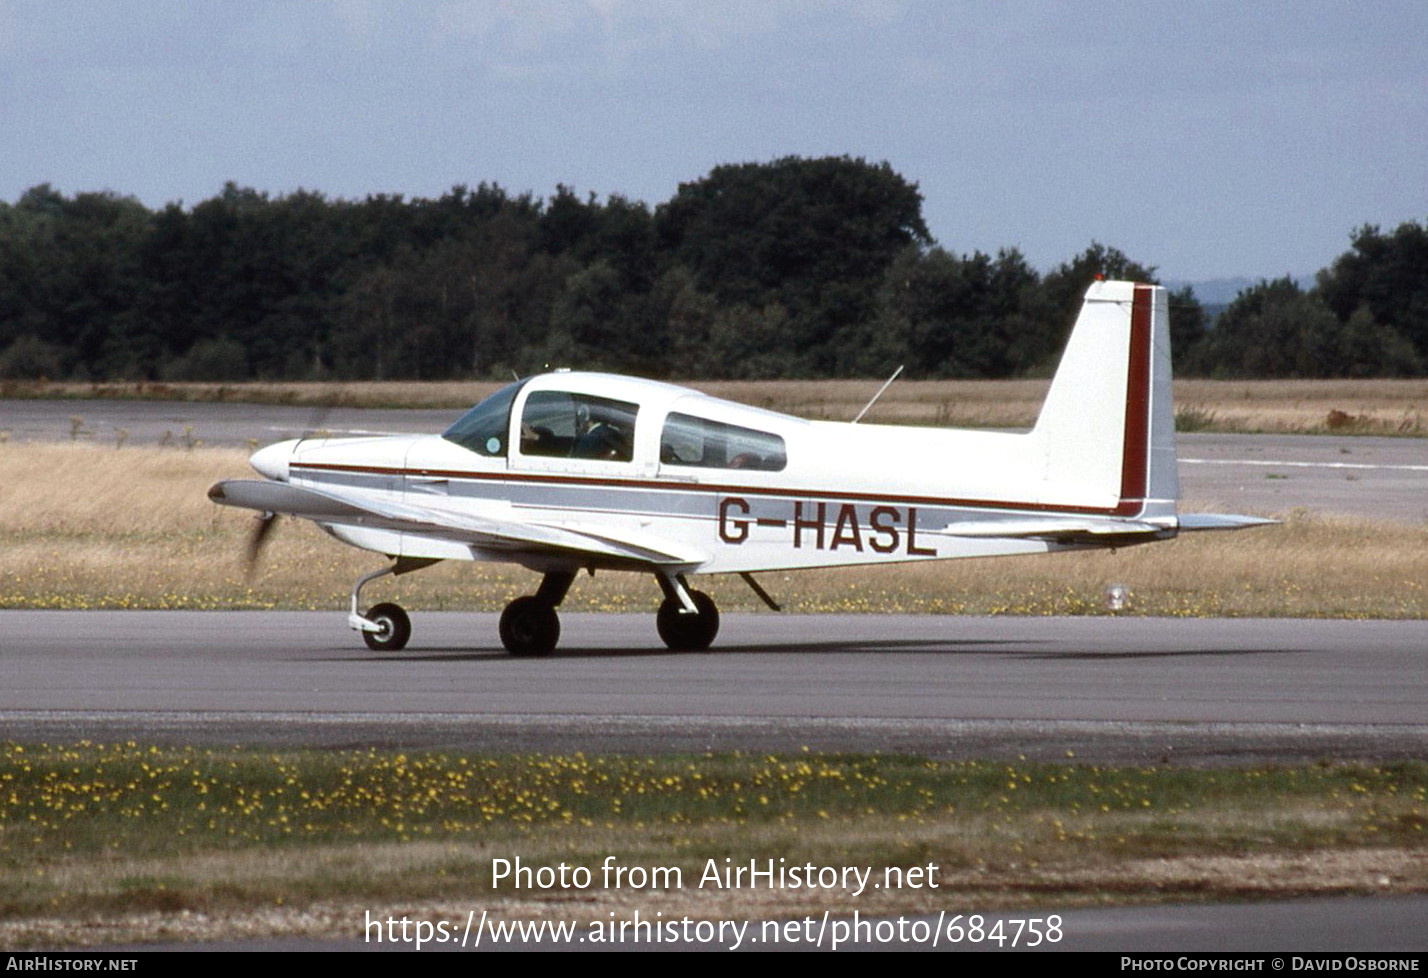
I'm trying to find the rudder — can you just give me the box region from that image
[1030,280,1178,518]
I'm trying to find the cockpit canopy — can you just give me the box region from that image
[442,373,787,472]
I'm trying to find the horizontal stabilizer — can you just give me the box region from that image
[944,518,1168,542]
[1177,513,1279,532]
[944,512,1275,542]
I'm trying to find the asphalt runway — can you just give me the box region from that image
[1,397,458,449]
[3,611,1425,765]
[204,897,1428,952]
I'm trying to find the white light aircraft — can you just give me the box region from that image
[209,279,1271,655]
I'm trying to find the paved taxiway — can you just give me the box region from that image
[3,611,1425,765]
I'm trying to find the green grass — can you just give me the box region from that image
[2,743,1424,945]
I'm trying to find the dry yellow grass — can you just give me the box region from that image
[1,442,1423,618]
[8,377,1426,433]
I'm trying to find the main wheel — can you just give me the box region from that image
[656,589,719,651]
[500,596,560,657]
[362,602,411,652]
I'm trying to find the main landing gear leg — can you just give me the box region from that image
[348,557,439,652]
[655,573,720,651]
[500,570,575,657]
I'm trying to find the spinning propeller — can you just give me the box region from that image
[239,398,339,576]
[244,511,280,576]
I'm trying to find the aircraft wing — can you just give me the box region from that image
[207,479,708,567]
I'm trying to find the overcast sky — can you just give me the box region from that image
[3,0,1424,281]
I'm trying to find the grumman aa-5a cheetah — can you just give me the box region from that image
[209,280,1270,656]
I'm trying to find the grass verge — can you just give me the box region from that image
[0,743,1423,946]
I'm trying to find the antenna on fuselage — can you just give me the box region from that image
[851,365,904,424]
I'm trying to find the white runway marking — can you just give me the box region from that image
[1181,458,1428,472]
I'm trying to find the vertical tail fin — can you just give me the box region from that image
[1031,280,1178,518]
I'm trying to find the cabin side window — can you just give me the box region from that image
[660,413,787,471]
[520,391,639,462]
[441,379,526,456]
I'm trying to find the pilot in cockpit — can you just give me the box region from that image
[570,402,631,460]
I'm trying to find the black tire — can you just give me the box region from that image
[656,589,719,651]
[362,602,411,652]
[500,596,560,657]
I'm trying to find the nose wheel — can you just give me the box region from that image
[362,602,411,652]
[347,558,437,653]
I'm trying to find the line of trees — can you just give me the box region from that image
[1,158,1423,382]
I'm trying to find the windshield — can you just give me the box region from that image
[441,380,526,456]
